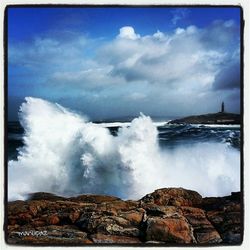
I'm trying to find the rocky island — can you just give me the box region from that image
[6,187,242,245]
[168,102,241,125]
[168,112,240,125]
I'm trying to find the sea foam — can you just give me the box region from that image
[8,97,240,201]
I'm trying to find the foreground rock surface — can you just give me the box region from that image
[6,188,242,245]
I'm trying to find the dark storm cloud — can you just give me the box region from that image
[200,20,240,50]
[213,62,240,90]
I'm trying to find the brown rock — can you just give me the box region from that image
[70,194,120,203]
[28,192,66,201]
[146,217,193,243]
[105,200,138,212]
[141,188,202,207]
[8,218,17,226]
[181,206,222,243]
[7,189,242,245]
[143,204,182,217]
[47,215,60,225]
[31,219,46,227]
[8,201,29,215]
[90,233,141,243]
[78,202,97,210]
[119,209,144,225]
[17,212,33,224]
[29,205,38,217]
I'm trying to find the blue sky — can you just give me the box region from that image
[8,6,241,120]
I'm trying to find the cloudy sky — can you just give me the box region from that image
[8,7,241,121]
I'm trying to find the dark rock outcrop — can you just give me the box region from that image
[6,188,242,245]
[168,112,241,125]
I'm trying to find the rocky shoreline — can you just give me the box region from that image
[6,188,242,245]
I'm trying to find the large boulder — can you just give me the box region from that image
[140,188,202,207]
[146,217,193,243]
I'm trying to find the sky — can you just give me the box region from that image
[8,6,241,121]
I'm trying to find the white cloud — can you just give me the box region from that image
[171,8,189,25]
[9,20,240,117]
[175,27,185,35]
[100,24,232,92]
[118,26,140,40]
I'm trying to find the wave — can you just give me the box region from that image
[96,121,169,128]
[8,97,240,201]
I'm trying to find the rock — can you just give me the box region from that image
[140,188,202,207]
[142,204,182,217]
[118,209,145,225]
[146,217,193,243]
[31,219,46,227]
[47,214,60,225]
[29,205,38,217]
[28,192,66,201]
[168,112,241,125]
[105,200,139,212]
[90,233,141,243]
[8,201,29,215]
[17,212,33,225]
[104,224,140,237]
[6,188,242,245]
[69,211,80,223]
[181,206,222,243]
[70,194,120,203]
[145,240,166,244]
[202,192,241,244]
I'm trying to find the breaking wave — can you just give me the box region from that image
[8,97,240,201]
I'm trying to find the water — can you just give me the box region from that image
[8,97,241,201]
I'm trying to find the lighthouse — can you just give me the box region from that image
[221,102,225,113]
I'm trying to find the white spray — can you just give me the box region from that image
[8,97,240,201]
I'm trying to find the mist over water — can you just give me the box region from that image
[8,97,240,201]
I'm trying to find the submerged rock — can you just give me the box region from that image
[6,188,242,245]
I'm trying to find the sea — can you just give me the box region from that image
[7,97,241,201]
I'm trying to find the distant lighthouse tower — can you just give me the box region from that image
[221,101,225,113]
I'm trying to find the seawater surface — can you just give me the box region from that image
[8,97,241,201]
